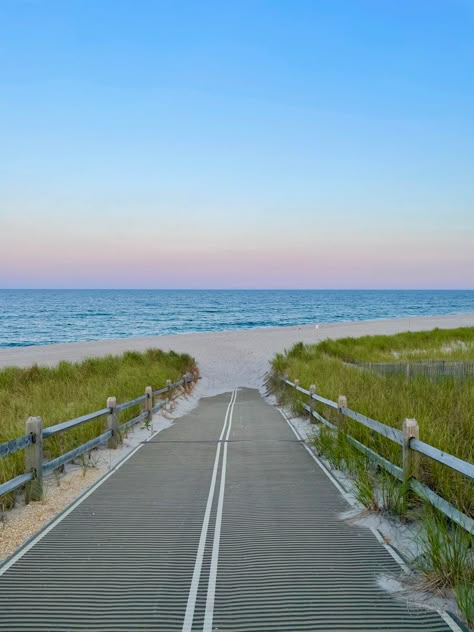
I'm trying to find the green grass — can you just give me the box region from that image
[316,327,474,363]
[269,329,474,517]
[0,349,197,502]
[415,508,474,591]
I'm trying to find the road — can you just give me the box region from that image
[0,389,457,631]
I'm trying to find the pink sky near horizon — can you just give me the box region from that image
[2,218,472,289]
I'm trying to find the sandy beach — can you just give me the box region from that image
[2,313,474,398]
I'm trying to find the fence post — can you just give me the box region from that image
[309,384,316,397]
[402,417,419,512]
[183,374,189,393]
[337,395,347,427]
[25,416,43,502]
[107,396,119,449]
[294,379,300,389]
[145,386,153,427]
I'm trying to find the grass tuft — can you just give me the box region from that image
[414,508,474,591]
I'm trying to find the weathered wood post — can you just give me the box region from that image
[107,396,119,449]
[25,416,43,502]
[402,418,419,512]
[308,385,317,423]
[183,374,189,393]
[337,395,347,427]
[145,386,153,428]
[294,379,300,389]
[165,379,172,410]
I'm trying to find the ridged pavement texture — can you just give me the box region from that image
[0,388,453,631]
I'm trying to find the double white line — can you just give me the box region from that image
[182,389,237,632]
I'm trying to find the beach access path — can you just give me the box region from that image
[0,388,458,631]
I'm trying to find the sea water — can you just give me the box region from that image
[0,289,473,348]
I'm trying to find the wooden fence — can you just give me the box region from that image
[0,374,195,502]
[353,360,474,380]
[283,378,474,535]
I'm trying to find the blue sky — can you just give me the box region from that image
[1,0,473,288]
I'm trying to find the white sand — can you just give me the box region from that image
[2,313,474,398]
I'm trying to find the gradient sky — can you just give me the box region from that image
[1,0,473,289]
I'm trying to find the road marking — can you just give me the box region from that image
[182,389,237,632]
[0,421,163,577]
[203,387,237,632]
[370,527,410,574]
[280,408,465,630]
[278,407,350,499]
[438,610,464,632]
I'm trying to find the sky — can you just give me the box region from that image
[0,0,473,289]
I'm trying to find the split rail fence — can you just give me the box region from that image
[283,378,474,535]
[0,374,195,502]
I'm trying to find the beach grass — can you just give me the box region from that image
[269,328,474,517]
[0,349,197,502]
[316,326,474,363]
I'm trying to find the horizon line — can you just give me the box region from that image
[1,288,474,292]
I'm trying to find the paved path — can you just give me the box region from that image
[0,390,456,631]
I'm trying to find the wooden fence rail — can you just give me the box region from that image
[283,378,474,535]
[0,374,195,502]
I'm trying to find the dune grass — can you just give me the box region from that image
[270,329,474,517]
[0,349,197,502]
[317,327,474,363]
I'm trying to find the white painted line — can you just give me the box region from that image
[203,388,237,632]
[182,389,236,632]
[438,610,464,632]
[279,409,415,577]
[278,409,463,627]
[0,430,154,577]
[370,527,410,574]
[0,397,187,576]
[277,407,351,500]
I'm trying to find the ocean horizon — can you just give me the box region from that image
[1,289,474,349]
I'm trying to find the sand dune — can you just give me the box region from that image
[2,313,474,398]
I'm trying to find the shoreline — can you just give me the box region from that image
[1,312,474,396]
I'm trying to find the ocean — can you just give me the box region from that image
[0,289,473,348]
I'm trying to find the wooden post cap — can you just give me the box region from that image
[338,395,347,409]
[403,418,419,438]
[107,396,117,409]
